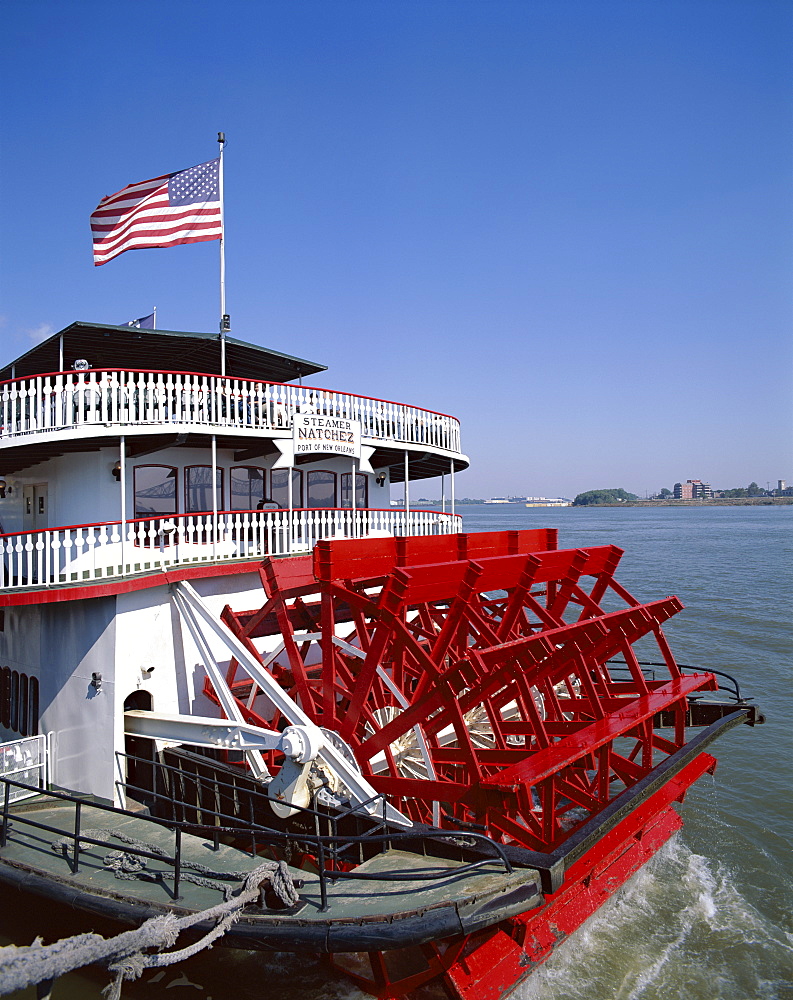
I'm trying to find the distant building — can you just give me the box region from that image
[779,480,787,492]
[693,480,712,499]
[674,479,711,500]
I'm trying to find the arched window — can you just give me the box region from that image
[19,674,28,737]
[9,671,19,733]
[27,676,39,737]
[271,469,303,508]
[307,471,336,509]
[230,467,266,510]
[134,465,177,518]
[341,473,368,509]
[0,667,10,729]
[185,466,223,513]
[0,669,37,736]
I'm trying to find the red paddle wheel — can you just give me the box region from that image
[201,530,753,998]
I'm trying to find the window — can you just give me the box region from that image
[307,471,336,508]
[0,668,37,736]
[27,677,39,737]
[10,671,18,732]
[134,465,177,518]
[19,675,28,737]
[185,466,223,513]
[341,473,368,509]
[230,467,266,511]
[270,469,303,508]
[0,667,9,728]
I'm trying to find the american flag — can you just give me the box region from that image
[90,159,222,266]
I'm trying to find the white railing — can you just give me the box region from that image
[0,370,462,454]
[0,734,49,803]
[0,508,461,591]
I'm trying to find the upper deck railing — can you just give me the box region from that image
[0,370,462,453]
[0,507,461,593]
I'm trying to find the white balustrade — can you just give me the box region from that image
[0,370,461,454]
[0,509,461,591]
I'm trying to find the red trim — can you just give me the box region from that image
[0,558,263,607]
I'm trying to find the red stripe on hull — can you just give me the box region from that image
[0,558,263,607]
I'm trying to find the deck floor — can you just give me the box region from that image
[0,798,538,922]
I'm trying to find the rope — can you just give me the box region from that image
[0,859,299,998]
[50,829,285,900]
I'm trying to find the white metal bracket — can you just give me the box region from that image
[170,581,412,828]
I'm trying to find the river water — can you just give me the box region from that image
[3,505,792,999]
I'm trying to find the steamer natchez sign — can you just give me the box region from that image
[293,413,362,459]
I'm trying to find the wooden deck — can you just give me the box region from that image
[0,796,543,952]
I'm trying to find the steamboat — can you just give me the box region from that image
[0,320,763,998]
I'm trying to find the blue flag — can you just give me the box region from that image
[126,312,156,330]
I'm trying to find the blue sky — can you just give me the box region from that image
[1,0,790,498]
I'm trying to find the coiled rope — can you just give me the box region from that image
[0,856,298,998]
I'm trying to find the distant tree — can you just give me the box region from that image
[746,482,765,497]
[573,488,639,506]
[659,488,673,498]
[720,487,748,498]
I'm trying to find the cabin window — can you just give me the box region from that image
[27,677,39,737]
[341,473,368,509]
[0,667,10,729]
[0,668,36,737]
[307,471,337,509]
[230,467,266,510]
[9,671,19,732]
[270,469,303,508]
[184,466,223,513]
[18,675,28,737]
[134,465,177,518]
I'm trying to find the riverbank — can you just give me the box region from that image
[579,498,793,507]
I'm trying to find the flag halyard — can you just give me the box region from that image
[91,159,222,266]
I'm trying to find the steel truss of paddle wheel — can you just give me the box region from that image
[201,528,760,998]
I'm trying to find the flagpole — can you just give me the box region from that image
[218,131,227,376]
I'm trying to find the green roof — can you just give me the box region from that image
[0,321,327,383]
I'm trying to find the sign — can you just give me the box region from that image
[292,413,361,459]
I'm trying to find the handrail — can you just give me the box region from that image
[606,658,744,703]
[0,507,461,591]
[0,772,513,911]
[0,368,462,454]
[0,368,460,421]
[116,750,514,873]
[0,507,458,540]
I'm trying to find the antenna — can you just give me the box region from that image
[218,132,227,375]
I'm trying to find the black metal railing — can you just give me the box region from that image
[1,767,513,915]
[0,775,190,898]
[116,749,514,911]
[606,659,745,702]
